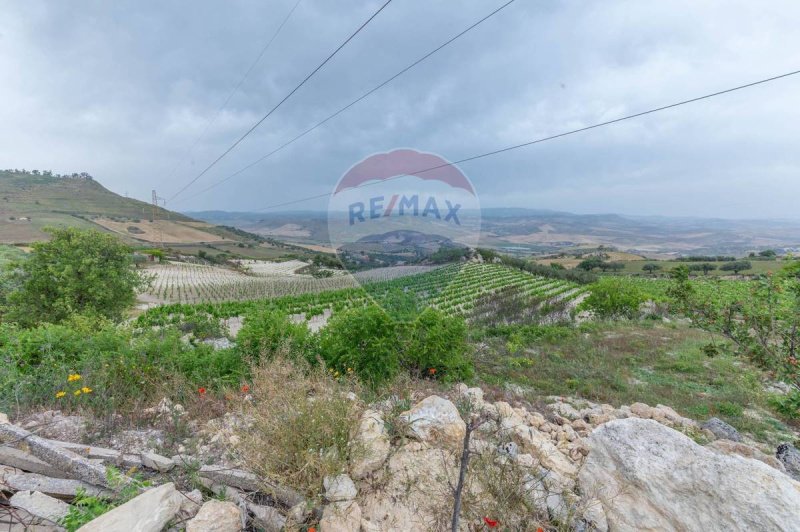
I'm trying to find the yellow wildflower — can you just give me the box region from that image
[73,390,82,397]
[81,387,93,394]
[68,374,82,382]
[55,391,66,399]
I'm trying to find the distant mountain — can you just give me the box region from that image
[0,170,242,245]
[188,208,800,257]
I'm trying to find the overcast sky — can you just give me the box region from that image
[2,0,799,218]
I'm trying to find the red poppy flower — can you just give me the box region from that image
[483,517,499,528]
[537,528,544,532]
[428,368,437,375]
[241,384,250,393]
[308,528,316,532]
[198,387,206,395]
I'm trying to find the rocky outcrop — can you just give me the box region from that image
[579,418,800,531]
[77,483,183,532]
[399,395,466,449]
[9,490,71,524]
[349,410,390,479]
[702,417,742,441]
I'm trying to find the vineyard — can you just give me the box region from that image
[136,262,588,328]
[141,261,454,304]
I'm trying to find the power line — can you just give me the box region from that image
[167,0,393,202]
[172,0,518,205]
[253,68,800,211]
[162,0,303,188]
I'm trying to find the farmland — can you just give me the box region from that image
[136,261,588,326]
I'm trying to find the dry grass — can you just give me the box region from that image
[235,356,364,501]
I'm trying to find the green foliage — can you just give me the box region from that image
[320,305,400,385]
[4,227,148,327]
[769,389,800,419]
[581,277,645,318]
[403,307,473,382]
[643,263,662,275]
[0,321,246,414]
[320,304,473,386]
[236,309,313,363]
[60,467,151,531]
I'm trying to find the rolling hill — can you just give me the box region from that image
[0,170,241,245]
[188,208,800,257]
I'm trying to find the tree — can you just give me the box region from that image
[720,261,752,275]
[643,263,662,276]
[577,258,604,271]
[607,262,626,272]
[3,227,148,327]
[759,249,777,258]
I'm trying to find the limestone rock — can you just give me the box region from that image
[628,402,653,419]
[177,489,204,520]
[0,447,74,479]
[709,440,785,472]
[777,443,800,481]
[701,417,741,441]
[579,418,800,531]
[399,396,465,449]
[77,483,183,532]
[140,451,174,472]
[5,473,111,500]
[186,500,242,532]
[349,410,390,479]
[324,474,357,502]
[320,501,361,532]
[9,491,71,524]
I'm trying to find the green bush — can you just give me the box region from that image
[236,309,313,362]
[403,307,472,382]
[0,321,247,414]
[320,305,400,386]
[581,277,646,318]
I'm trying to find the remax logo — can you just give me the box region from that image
[328,148,481,275]
[347,194,462,226]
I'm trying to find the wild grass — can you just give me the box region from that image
[472,321,796,445]
[234,356,364,502]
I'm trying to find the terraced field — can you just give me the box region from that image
[137,262,588,327]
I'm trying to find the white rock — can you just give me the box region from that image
[320,500,362,532]
[0,412,8,424]
[9,490,71,524]
[399,396,465,449]
[186,500,242,532]
[324,474,357,502]
[177,489,204,520]
[349,410,390,479]
[140,452,174,472]
[77,482,183,532]
[579,418,800,531]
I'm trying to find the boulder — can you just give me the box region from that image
[399,396,465,449]
[77,483,183,532]
[186,500,243,532]
[777,443,800,481]
[177,489,204,520]
[324,474,357,502]
[628,402,653,419]
[579,418,800,531]
[349,410,390,479]
[320,500,361,532]
[708,440,785,472]
[9,490,71,524]
[701,417,741,441]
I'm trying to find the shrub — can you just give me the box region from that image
[4,227,149,327]
[320,305,399,385]
[403,308,472,382]
[236,309,313,363]
[581,277,645,318]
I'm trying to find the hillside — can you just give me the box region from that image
[0,170,238,245]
